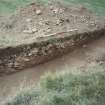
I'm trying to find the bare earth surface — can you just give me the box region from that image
[0,1,105,47]
[0,36,105,104]
[0,1,105,75]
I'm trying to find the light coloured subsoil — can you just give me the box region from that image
[0,36,105,104]
[0,1,104,47]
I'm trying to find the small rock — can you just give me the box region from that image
[23,30,33,34]
[50,6,53,10]
[89,21,96,27]
[14,62,20,68]
[47,44,53,49]
[31,48,38,54]
[59,8,64,13]
[26,18,32,22]
[67,29,78,33]
[36,10,42,15]
[56,19,64,25]
[23,58,30,62]
[46,28,51,33]
[53,8,59,14]
[71,43,75,45]
[23,27,37,34]
[98,61,104,65]
[38,21,43,25]
[32,27,38,33]
[28,48,38,56]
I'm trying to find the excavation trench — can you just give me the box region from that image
[0,1,105,76]
[0,28,105,76]
[0,35,105,104]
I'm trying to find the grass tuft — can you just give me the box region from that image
[4,70,105,105]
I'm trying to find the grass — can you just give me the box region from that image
[0,0,105,15]
[0,0,33,15]
[0,0,48,15]
[4,67,105,105]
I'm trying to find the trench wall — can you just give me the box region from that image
[0,28,105,76]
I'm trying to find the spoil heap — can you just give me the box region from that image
[0,1,105,75]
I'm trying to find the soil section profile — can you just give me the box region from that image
[0,1,105,75]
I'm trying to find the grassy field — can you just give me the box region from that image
[62,0,105,15]
[4,65,105,105]
[0,0,105,15]
[0,0,33,15]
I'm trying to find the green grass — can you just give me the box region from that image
[4,67,105,105]
[0,0,48,15]
[0,0,33,15]
[0,0,105,15]
[60,0,105,15]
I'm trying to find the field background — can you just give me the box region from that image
[0,0,105,15]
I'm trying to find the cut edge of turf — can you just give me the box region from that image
[3,64,105,105]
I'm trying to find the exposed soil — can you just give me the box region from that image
[0,1,105,75]
[0,36,105,104]
[0,1,105,47]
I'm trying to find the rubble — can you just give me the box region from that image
[36,9,42,15]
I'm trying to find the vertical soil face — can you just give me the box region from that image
[0,1,105,75]
[0,28,105,75]
[0,36,105,104]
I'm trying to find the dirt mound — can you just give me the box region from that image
[0,1,105,47]
[0,1,105,75]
